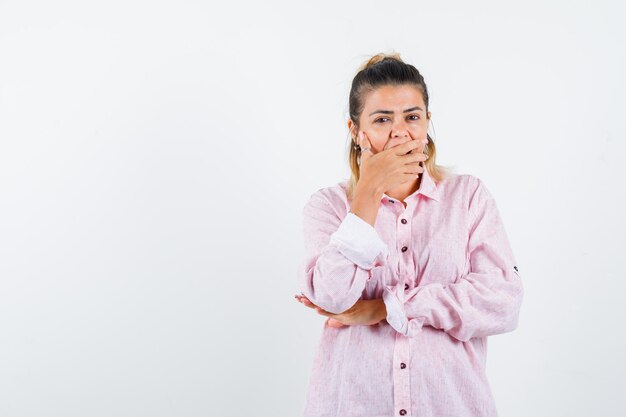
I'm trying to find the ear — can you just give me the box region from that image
[427,111,432,120]
[347,119,357,141]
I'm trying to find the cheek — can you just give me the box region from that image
[411,122,428,132]
[410,125,429,140]
[367,136,387,152]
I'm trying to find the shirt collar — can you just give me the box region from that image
[381,166,440,203]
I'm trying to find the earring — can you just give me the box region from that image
[352,137,361,152]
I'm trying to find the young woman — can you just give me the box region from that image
[294,53,524,417]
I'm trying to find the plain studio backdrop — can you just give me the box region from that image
[1,1,624,416]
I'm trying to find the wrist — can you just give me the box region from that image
[355,179,383,200]
[350,182,383,227]
[377,298,388,322]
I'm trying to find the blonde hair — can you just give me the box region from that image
[346,52,455,201]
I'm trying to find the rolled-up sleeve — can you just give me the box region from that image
[300,192,389,314]
[382,179,524,341]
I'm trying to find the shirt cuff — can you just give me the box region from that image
[329,212,389,270]
[382,285,409,335]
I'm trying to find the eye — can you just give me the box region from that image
[374,115,420,123]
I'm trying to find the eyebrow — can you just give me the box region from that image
[369,106,423,116]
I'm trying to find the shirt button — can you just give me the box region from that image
[400,362,406,369]
[401,218,407,224]
[404,283,409,290]
[399,410,407,415]
[401,246,408,252]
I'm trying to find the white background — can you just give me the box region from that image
[1,1,625,416]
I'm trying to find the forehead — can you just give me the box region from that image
[363,84,425,109]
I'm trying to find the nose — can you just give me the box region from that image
[385,121,412,151]
[391,129,410,142]
[391,121,410,139]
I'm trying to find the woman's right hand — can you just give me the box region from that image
[357,131,428,194]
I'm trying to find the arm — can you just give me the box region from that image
[382,179,524,341]
[299,190,389,315]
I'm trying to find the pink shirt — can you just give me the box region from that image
[298,166,524,417]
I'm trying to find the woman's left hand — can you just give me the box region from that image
[294,294,387,328]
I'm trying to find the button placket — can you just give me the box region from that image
[392,333,412,416]
[391,205,413,417]
[397,207,412,293]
